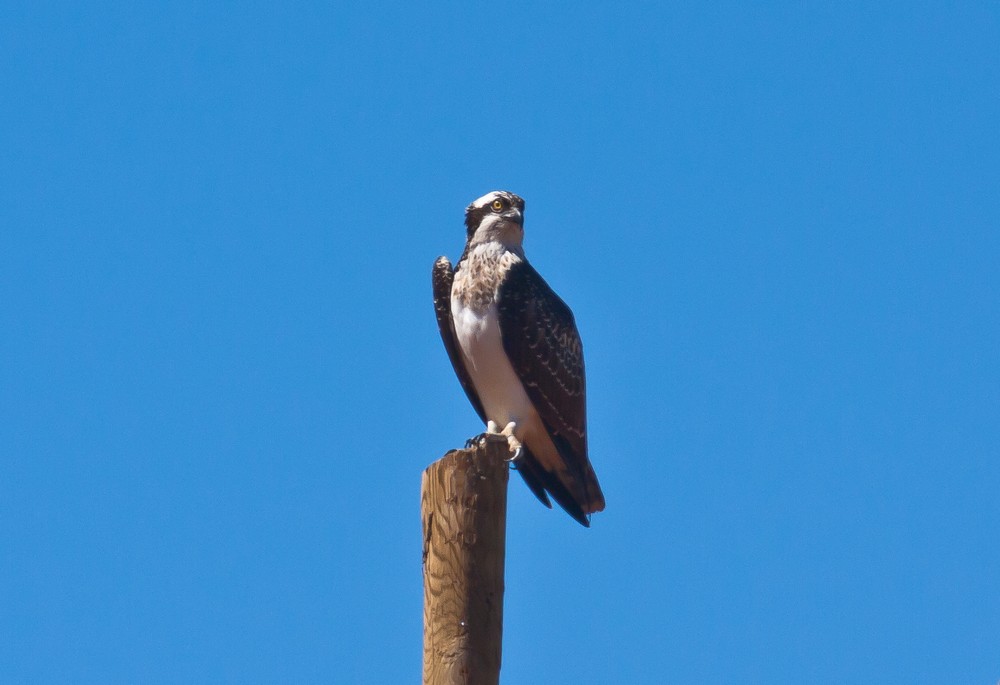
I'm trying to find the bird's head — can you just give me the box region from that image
[464,190,526,251]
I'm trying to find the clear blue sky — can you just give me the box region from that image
[2,2,998,683]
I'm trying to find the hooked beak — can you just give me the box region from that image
[502,207,523,226]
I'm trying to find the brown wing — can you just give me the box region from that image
[496,260,606,518]
[432,256,487,423]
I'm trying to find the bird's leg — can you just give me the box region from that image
[469,420,523,461]
[499,421,523,463]
[466,420,504,448]
[480,420,508,444]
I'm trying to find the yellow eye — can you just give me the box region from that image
[491,199,504,211]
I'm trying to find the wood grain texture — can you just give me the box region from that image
[422,441,509,685]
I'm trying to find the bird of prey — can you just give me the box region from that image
[432,190,605,526]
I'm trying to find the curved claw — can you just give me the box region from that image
[471,420,523,461]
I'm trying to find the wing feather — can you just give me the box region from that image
[432,256,487,424]
[496,260,605,516]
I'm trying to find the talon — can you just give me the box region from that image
[476,420,524,459]
[482,420,509,443]
[496,421,522,461]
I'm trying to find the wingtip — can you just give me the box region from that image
[512,454,553,509]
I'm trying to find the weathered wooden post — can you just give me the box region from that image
[421,440,509,685]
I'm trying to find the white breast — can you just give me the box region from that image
[451,297,539,437]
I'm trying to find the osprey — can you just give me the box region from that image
[432,190,605,526]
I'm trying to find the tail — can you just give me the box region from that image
[515,445,604,527]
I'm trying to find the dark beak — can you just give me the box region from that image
[503,208,524,225]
